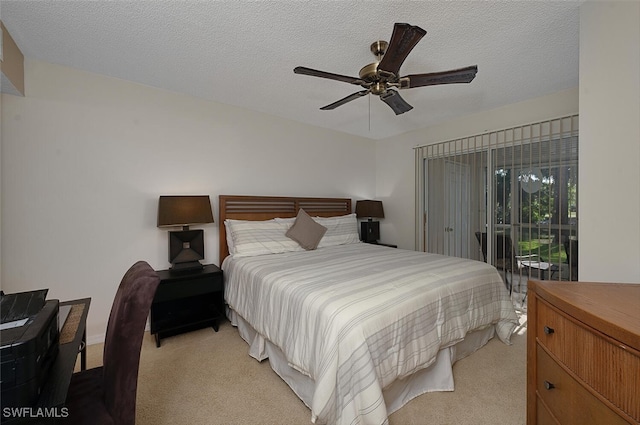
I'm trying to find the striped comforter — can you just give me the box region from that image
[223,243,518,425]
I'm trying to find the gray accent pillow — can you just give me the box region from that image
[286,209,327,250]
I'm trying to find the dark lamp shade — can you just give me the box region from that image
[157,195,214,228]
[355,200,384,219]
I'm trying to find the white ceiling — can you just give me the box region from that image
[0,1,581,140]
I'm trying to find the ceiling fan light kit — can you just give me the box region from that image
[294,23,478,115]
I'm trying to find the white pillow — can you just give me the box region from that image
[313,213,360,248]
[224,219,303,257]
[226,218,275,255]
[224,220,238,254]
[274,217,296,226]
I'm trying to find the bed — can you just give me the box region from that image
[219,195,519,425]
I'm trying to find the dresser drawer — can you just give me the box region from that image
[536,397,560,425]
[537,300,640,422]
[536,345,629,425]
[535,301,566,355]
[154,274,223,302]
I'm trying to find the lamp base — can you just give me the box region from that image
[170,261,204,272]
[168,229,205,270]
[360,221,380,243]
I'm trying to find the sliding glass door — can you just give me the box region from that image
[493,137,579,280]
[416,115,579,281]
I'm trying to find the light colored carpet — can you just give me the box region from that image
[80,315,527,425]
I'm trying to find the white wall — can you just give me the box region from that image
[1,59,375,342]
[579,2,640,283]
[375,88,579,250]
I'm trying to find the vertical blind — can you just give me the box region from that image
[415,115,579,283]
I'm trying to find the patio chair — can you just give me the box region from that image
[475,232,517,294]
[475,231,550,294]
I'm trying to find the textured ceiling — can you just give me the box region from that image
[0,1,581,140]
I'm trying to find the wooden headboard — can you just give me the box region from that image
[218,195,352,265]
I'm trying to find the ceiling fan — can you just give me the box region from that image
[294,23,478,115]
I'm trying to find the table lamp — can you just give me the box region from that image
[355,200,384,243]
[157,195,214,271]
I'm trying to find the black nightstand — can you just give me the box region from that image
[151,264,223,347]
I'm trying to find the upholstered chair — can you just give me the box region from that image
[63,261,160,425]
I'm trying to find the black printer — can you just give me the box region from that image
[0,289,60,409]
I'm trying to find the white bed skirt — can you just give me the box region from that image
[228,307,496,421]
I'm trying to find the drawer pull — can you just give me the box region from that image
[544,326,555,335]
[544,380,555,390]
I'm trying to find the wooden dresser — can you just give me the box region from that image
[527,280,640,424]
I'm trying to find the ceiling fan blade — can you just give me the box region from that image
[403,65,478,88]
[380,89,413,115]
[377,23,426,79]
[294,66,364,85]
[320,90,369,110]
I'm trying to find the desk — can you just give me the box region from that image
[38,298,91,407]
[2,298,90,424]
